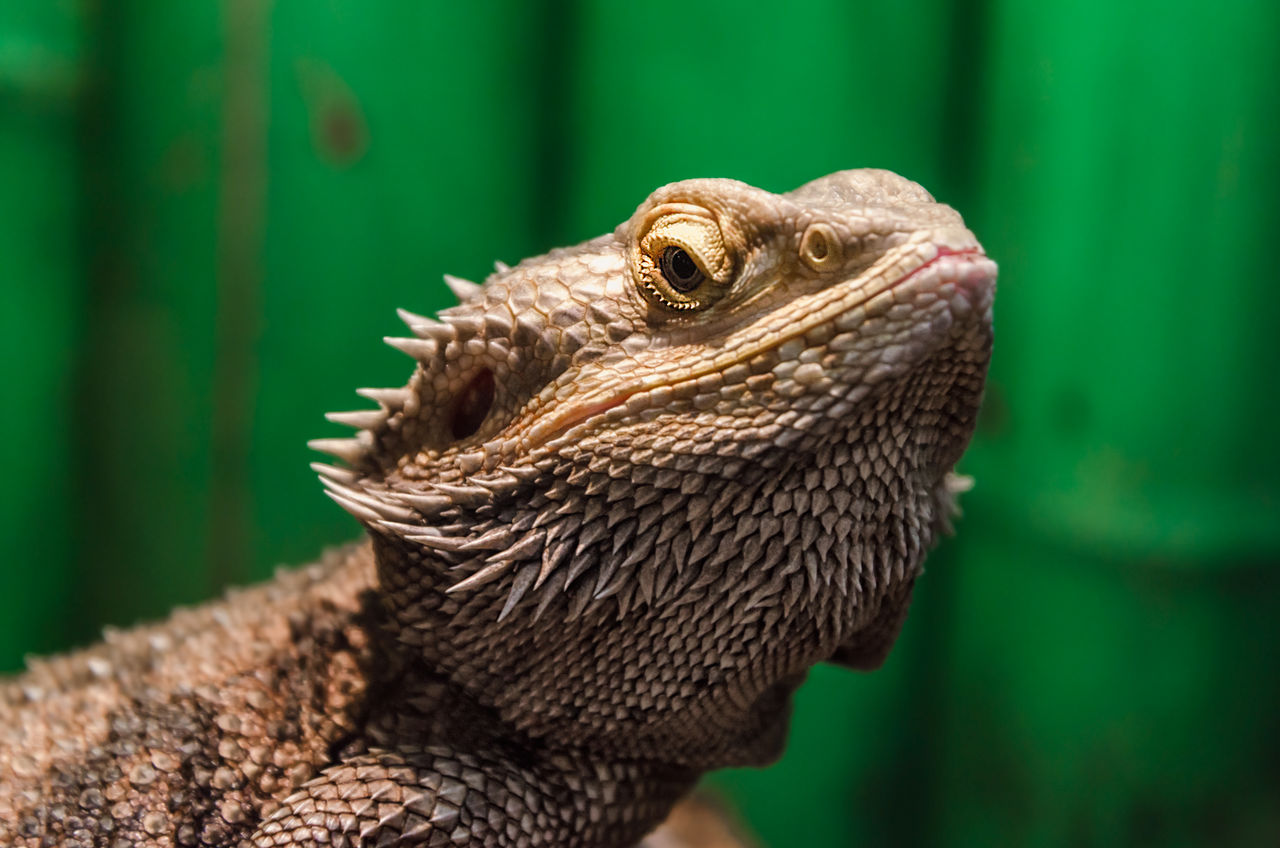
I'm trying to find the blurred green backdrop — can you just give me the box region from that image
[1,0,1277,845]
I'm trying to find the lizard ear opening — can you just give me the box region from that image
[449,368,495,440]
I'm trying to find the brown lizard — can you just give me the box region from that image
[0,169,995,847]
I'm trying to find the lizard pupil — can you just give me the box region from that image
[660,246,704,292]
[450,367,495,440]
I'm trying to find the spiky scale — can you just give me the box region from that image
[327,409,387,431]
[385,336,438,360]
[325,490,388,524]
[357,386,413,408]
[311,462,357,484]
[446,560,514,595]
[444,274,483,303]
[308,436,369,464]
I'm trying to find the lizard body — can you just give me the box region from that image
[0,170,996,847]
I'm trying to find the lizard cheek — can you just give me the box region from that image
[449,368,495,440]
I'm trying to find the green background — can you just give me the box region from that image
[2,1,1277,845]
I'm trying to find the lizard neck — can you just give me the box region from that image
[367,444,939,771]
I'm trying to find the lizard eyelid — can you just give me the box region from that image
[635,207,733,312]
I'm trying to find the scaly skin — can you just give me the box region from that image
[0,170,995,847]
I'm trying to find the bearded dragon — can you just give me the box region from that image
[0,169,995,847]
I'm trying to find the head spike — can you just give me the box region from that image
[494,259,510,273]
[384,336,437,360]
[396,307,443,333]
[443,274,482,303]
[324,488,384,523]
[325,409,386,430]
[321,478,415,522]
[307,436,369,464]
[442,313,484,336]
[356,386,412,408]
[310,462,356,483]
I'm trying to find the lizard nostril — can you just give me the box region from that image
[450,368,495,440]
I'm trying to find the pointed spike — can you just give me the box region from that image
[497,464,541,482]
[384,336,437,360]
[310,462,356,483]
[324,490,382,524]
[592,549,621,598]
[532,568,566,622]
[356,386,412,408]
[592,567,630,601]
[619,532,655,570]
[572,520,608,557]
[308,437,368,464]
[804,549,822,595]
[564,578,595,622]
[652,557,676,600]
[615,578,638,618]
[392,491,453,513]
[494,259,510,273]
[459,526,516,552]
[442,313,484,336]
[536,536,572,590]
[378,520,432,537]
[457,450,485,475]
[688,532,719,568]
[946,472,975,494]
[325,409,386,430]
[443,274,482,303]
[610,519,635,554]
[396,307,443,332]
[485,529,545,564]
[321,479,415,522]
[407,533,471,552]
[447,560,512,594]
[498,564,539,621]
[564,549,599,588]
[636,561,656,608]
[469,472,520,494]
[428,481,491,503]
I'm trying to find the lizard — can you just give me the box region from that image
[0,168,996,847]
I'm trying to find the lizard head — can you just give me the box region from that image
[313,170,995,763]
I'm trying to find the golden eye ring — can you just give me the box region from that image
[633,205,733,313]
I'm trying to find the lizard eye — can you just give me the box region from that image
[634,204,733,312]
[659,246,705,292]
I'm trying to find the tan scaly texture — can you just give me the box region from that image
[0,170,996,847]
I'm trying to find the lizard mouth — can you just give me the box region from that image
[521,244,995,453]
